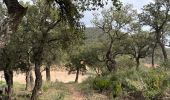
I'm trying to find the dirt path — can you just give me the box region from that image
[66,84,86,100]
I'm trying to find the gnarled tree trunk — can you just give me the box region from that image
[31,41,45,100]
[159,42,168,61]
[106,40,116,72]
[4,69,13,100]
[1,0,27,48]
[156,31,168,61]
[31,61,42,100]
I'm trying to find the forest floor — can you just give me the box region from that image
[0,69,108,100]
[0,69,88,84]
[0,63,158,100]
[66,83,86,100]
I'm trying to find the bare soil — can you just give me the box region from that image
[0,70,88,84]
[66,84,87,100]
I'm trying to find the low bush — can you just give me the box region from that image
[140,69,169,99]
[116,55,136,70]
[77,77,94,96]
[51,92,65,100]
[80,67,170,99]
[93,76,112,92]
[112,81,122,98]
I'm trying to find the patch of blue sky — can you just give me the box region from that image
[81,0,153,27]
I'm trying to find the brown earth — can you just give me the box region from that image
[66,84,86,100]
[0,70,88,84]
[144,63,159,68]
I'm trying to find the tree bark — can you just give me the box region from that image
[31,34,45,100]
[31,61,42,100]
[25,70,31,91]
[31,32,47,99]
[106,40,116,72]
[151,44,156,67]
[30,71,34,88]
[156,30,168,61]
[46,65,51,82]
[136,58,140,70]
[25,70,34,91]
[75,67,79,83]
[159,42,168,61]
[0,0,27,48]
[4,69,13,100]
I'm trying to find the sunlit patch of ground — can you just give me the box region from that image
[0,70,88,84]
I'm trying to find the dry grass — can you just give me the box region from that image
[0,68,108,100]
[0,70,88,84]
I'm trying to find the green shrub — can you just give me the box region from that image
[42,82,52,92]
[78,77,94,96]
[93,76,112,92]
[109,68,170,99]
[52,93,65,100]
[140,69,169,99]
[160,60,170,70]
[116,55,136,70]
[0,81,6,88]
[42,81,68,92]
[112,81,122,98]
[122,79,138,92]
[81,66,170,99]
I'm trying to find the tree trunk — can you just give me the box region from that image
[31,62,42,100]
[75,67,79,83]
[159,42,168,61]
[106,40,116,72]
[3,0,27,31]
[25,70,31,91]
[136,58,140,70]
[4,69,13,100]
[46,65,51,82]
[30,71,34,89]
[0,0,27,48]
[156,30,168,61]
[25,70,34,91]
[31,30,47,99]
[151,44,156,67]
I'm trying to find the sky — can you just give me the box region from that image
[81,0,153,27]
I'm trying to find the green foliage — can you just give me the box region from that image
[51,93,65,100]
[139,69,169,99]
[139,0,170,61]
[112,81,122,98]
[160,60,170,70]
[93,76,112,92]
[80,67,170,99]
[42,82,52,92]
[65,53,86,75]
[77,77,94,96]
[122,68,170,99]
[0,81,6,87]
[42,81,68,92]
[0,30,29,71]
[1,0,170,100]
[18,1,85,68]
[125,31,154,69]
[116,55,136,70]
